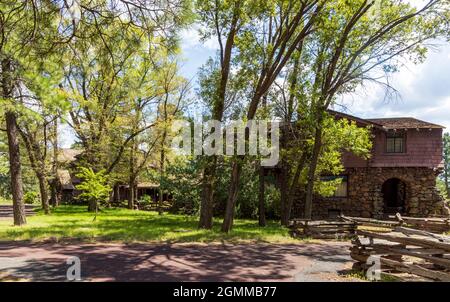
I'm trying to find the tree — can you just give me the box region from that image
[297,0,449,219]
[154,61,190,215]
[221,0,325,232]
[0,0,75,225]
[50,117,60,207]
[196,0,248,229]
[76,167,111,218]
[123,58,189,211]
[60,1,190,179]
[14,53,67,215]
[0,0,191,218]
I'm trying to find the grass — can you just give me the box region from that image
[0,197,12,205]
[0,205,302,244]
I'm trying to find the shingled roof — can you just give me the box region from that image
[328,110,384,128]
[57,148,83,163]
[56,169,75,190]
[366,117,445,130]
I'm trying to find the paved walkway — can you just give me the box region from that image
[0,241,360,282]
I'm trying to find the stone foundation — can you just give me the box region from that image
[291,167,449,219]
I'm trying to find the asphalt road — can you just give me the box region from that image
[0,240,360,282]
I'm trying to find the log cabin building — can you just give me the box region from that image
[286,110,449,219]
[54,149,162,204]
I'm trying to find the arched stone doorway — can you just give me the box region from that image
[382,178,407,214]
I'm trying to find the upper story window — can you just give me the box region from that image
[386,131,405,153]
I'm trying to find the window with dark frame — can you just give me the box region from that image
[321,175,348,198]
[386,131,405,153]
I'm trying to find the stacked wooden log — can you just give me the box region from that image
[342,214,450,234]
[288,219,357,239]
[389,214,450,234]
[350,228,450,281]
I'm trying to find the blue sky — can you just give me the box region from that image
[59,2,450,148]
[179,27,450,130]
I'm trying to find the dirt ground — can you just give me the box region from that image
[0,240,361,282]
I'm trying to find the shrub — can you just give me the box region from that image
[75,167,112,213]
[138,194,153,206]
[23,191,40,204]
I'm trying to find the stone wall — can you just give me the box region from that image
[291,167,449,219]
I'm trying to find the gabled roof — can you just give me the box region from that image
[327,110,384,129]
[328,109,445,130]
[366,117,445,130]
[56,169,75,190]
[58,149,83,163]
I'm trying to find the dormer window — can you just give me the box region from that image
[386,131,405,153]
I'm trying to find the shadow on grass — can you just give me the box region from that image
[0,205,293,243]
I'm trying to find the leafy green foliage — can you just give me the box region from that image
[442,132,450,197]
[75,168,112,206]
[23,191,40,205]
[314,118,372,195]
[283,114,372,197]
[0,151,10,199]
[157,156,202,215]
[436,178,448,200]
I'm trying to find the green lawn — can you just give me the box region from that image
[0,205,300,243]
[0,197,12,205]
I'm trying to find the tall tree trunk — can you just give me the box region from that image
[128,137,137,210]
[51,118,60,207]
[88,200,97,212]
[50,179,59,207]
[199,2,241,229]
[221,160,242,233]
[278,112,288,225]
[199,157,217,229]
[5,112,27,225]
[17,125,50,214]
[36,172,50,214]
[279,164,290,226]
[128,176,136,210]
[281,153,307,226]
[113,184,120,204]
[258,164,266,227]
[304,125,323,220]
[2,58,26,225]
[158,139,165,215]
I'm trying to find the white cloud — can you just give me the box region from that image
[179,27,218,51]
[336,43,450,130]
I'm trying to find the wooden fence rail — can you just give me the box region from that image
[341,214,450,234]
[350,229,450,281]
[288,219,357,239]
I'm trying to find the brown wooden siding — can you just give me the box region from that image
[343,128,443,169]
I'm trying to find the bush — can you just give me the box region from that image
[24,191,40,204]
[436,177,449,200]
[75,167,112,212]
[138,194,153,206]
[265,184,281,219]
[158,157,201,215]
